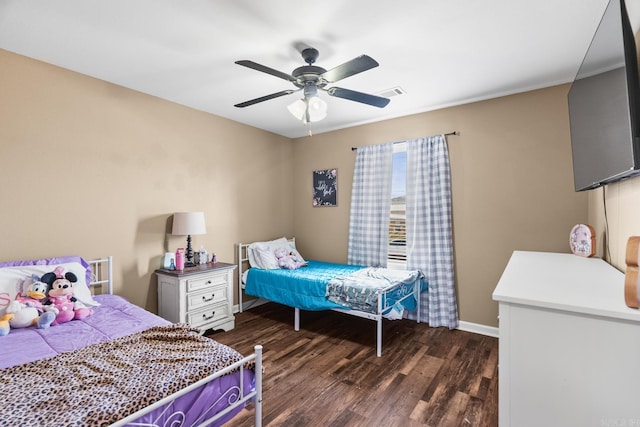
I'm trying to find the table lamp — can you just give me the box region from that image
[171,211,206,267]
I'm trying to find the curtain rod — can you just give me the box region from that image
[351,131,458,151]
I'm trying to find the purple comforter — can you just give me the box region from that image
[1,294,167,369]
[0,294,254,426]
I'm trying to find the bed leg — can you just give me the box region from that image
[254,345,263,427]
[294,308,300,331]
[377,317,382,357]
[238,244,244,313]
[416,281,421,323]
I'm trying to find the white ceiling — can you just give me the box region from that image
[1,0,638,138]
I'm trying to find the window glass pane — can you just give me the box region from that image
[391,149,406,199]
[389,146,407,268]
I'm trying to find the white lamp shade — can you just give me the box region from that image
[287,99,307,121]
[306,96,327,122]
[287,97,327,123]
[172,212,206,236]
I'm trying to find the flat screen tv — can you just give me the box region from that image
[568,0,640,191]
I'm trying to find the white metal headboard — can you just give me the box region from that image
[237,238,295,313]
[87,256,113,295]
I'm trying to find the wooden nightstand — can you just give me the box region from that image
[155,262,236,333]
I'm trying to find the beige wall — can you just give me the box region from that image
[588,178,640,270]
[292,85,588,327]
[0,49,294,312]
[1,48,589,328]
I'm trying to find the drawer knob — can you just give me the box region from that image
[202,312,215,320]
[206,280,212,285]
[202,294,215,302]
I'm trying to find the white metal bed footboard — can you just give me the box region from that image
[111,345,263,427]
[88,257,263,427]
[237,241,422,357]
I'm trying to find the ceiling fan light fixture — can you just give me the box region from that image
[287,96,327,123]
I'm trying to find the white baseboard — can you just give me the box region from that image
[457,320,499,338]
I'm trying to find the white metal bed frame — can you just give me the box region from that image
[237,241,421,357]
[86,257,263,427]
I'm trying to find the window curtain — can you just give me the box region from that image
[347,143,393,267]
[405,135,458,328]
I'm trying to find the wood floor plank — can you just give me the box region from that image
[209,302,498,426]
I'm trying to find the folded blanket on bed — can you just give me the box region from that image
[0,324,250,426]
[326,267,424,317]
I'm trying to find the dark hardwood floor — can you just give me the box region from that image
[208,302,498,427]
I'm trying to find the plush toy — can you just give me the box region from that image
[274,247,303,270]
[41,267,93,325]
[7,274,56,330]
[0,313,13,336]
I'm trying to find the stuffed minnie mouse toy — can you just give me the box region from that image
[41,267,93,325]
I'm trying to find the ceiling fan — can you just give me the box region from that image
[234,47,390,123]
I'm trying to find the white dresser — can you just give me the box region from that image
[156,262,236,333]
[493,251,640,427]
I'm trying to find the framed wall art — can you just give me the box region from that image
[312,169,337,207]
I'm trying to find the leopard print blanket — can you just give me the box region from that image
[0,324,250,426]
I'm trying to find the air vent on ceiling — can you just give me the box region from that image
[376,86,406,98]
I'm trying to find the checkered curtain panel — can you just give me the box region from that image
[347,143,393,267]
[405,135,458,328]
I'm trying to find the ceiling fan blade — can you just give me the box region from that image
[234,89,297,108]
[321,55,379,83]
[327,87,390,108]
[235,60,297,83]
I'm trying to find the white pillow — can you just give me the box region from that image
[0,256,100,317]
[252,244,280,270]
[248,238,288,269]
[247,237,307,269]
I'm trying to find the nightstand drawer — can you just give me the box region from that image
[187,302,229,329]
[186,273,227,292]
[187,285,228,311]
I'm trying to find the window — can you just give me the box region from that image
[389,143,407,268]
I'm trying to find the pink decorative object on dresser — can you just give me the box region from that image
[569,223,595,257]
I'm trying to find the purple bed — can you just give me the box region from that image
[0,256,262,427]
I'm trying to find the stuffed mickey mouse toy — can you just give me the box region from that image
[41,266,93,325]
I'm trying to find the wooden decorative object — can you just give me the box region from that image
[569,224,596,257]
[624,236,640,309]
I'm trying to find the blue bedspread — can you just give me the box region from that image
[245,260,364,311]
[245,260,426,315]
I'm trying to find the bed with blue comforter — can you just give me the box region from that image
[245,260,426,319]
[239,238,427,356]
